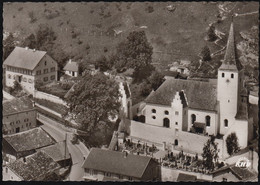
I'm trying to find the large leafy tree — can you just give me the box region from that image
[3,33,16,60]
[65,72,121,146]
[226,132,240,156]
[202,136,219,171]
[200,45,211,62]
[115,30,153,80]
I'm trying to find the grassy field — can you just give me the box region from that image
[3,2,258,68]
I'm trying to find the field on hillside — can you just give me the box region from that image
[3,2,259,68]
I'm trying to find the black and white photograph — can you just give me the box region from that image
[2,1,259,182]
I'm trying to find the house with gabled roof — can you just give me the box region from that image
[63,59,79,77]
[3,46,58,94]
[3,96,36,135]
[2,127,56,162]
[129,21,253,159]
[3,150,61,181]
[82,148,159,181]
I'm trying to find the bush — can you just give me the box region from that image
[146,6,154,13]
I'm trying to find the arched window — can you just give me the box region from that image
[222,73,225,78]
[165,110,169,115]
[163,118,170,128]
[174,139,178,146]
[224,119,228,127]
[152,109,156,113]
[231,73,234,78]
[206,116,211,127]
[191,114,196,124]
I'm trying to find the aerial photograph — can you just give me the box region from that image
[2,1,259,182]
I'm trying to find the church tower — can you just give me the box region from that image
[217,20,244,135]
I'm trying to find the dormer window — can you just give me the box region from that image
[165,110,169,115]
[231,73,234,78]
[222,73,225,78]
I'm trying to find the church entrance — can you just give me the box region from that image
[163,118,170,128]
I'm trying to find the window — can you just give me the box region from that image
[163,118,170,128]
[175,122,178,125]
[8,74,11,79]
[28,79,33,83]
[231,73,234,78]
[175,139,178,146]
[24,118,29,122]
[26,123,28,127]
[175,111,179,115]
[191,114,196,124]
[206,116,211,127]
[36,70,41,75]
[43,77,48,82]
[165,110,169,115]
[45,61,47,66]
[152,109,156,113]
[50,67,55,72]
[152,116,156,119]
[16,120,20,124]
[228,100,230,103]
[50,75,55,80]
[23,77,27,82]
[105,172,111,177]
[85,168,89,173]
[222,73,225,77]
[29,123,31,126]
[6,167,8,173]
[224,119,228,127]
[44,69,48,74]
[22,125,23,128]
[128,177,133,180]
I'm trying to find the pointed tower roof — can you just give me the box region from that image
[219,19,243,71]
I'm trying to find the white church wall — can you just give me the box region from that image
[130,120,175,145]
[187,109,218,135]
[145,104,174,128]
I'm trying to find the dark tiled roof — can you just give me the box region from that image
[230,166,257,180]
[7,151,60,181]
[3,47,46,70]
[4,127,55,152]
[177,173,197,182]
[82,148,152,178]
[63,60,79,72]
[219,22,243,71]
[39,141,70,162]
[145,78,217,111]
[3,96,34,116]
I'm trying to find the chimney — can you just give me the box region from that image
[33,49,36,52]
[69,59,72,63]
[25,47,29,50]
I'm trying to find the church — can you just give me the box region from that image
[129,21,254,160]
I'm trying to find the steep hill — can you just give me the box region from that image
[3,2,259,71]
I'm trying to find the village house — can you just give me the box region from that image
[2,127,56,163]
[82,148,159,181]
[129,21,253,160]
[63,59,79,77]
[38,141,71,167]
[169,59,191,75]
[3,46,58,94]
[2,96,36,135]
[3,151,61,181]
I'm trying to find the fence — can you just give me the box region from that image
[34,90,67,106]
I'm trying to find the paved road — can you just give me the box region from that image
[38,113,88,181]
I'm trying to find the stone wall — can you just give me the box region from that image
[34,90,67,106]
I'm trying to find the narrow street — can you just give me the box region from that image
[38,113,88,181]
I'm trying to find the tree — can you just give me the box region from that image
[207,24,217,42]
[148,70,165,90]
[202,136,219,171]
[94,55,112,72]
[200,45,211,62]
[226,132,240,156]
[21,34,37,49]
[65,72,121,146]
[3,33,15,60]
[115,31,153,80]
